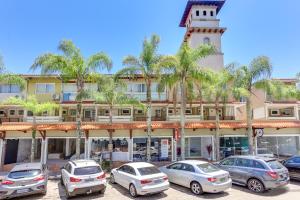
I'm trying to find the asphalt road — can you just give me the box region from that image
[15,180,300,200]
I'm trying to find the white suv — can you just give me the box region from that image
[61,160,106,199]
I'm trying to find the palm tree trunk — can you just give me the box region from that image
[76,80,84,159]
[109,105,113,168]
[146,81,152,162]
[30,116,36,162]
[246,98,255,155]
[180,79,186,160]
[214,101,220,161]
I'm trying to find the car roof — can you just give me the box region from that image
[227,155,276,162]
[11,162,42,172]
[177,160,208,165]
[124,162,155,168]
[69,160,99,168]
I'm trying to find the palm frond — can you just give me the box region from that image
[87,52,112,72]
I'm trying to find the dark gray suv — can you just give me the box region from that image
[217,156,289,193]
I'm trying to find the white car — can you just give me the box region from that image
[61,160,106,199]
[110,162,169,197]
[160,160,232,195]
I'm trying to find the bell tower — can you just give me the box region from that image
[180,0,226,71]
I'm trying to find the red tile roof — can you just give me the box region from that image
[0,120,299,132]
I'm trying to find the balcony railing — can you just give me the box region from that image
[0,117,22,123]
[168,115,203,121]
[97,116,132,123]
[126,92,167,101]
[25,116,61,123]
[134,116,166,121]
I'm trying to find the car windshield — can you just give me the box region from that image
[8,169,41,179]
[74,166,102,175]
[267,160,284,170]
[197,163,220,173]
[137,167,160,176]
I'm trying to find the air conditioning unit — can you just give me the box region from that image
[52,94,60,100]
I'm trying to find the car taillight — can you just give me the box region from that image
[163,176,168,181]
[1,180,14,185]
[97,173,106,179]
[70,177,81,182]
[207,177,217,182]
[267,171,278,179]
[34,175,45,181]
[140,179,152,184]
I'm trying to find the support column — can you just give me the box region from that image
[129,130,133,161]
[42,138,48,164]
[65,138,70,157]
[212,135,216,161]
[87,138,91,159]
[0,139,4,169]
[84,131,90,159]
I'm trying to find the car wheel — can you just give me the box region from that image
[99,188,106,194]
[129,184,138,197]
[190,181,203,195]
[60,176,64,185]
[110,174,115,184]
[247,178,265,193]
[65,184,72,199]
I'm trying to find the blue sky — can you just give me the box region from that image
[0,0,299,78]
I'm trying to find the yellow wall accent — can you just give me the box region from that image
[27,77,61,103]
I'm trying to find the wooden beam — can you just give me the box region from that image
[129,129,133,139]
[38,130,46,140]
[85,130,89,139]
[0,131,6,140]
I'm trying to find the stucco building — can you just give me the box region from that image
[0,0,299,171]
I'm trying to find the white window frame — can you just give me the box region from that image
[35,83,55,94]
[121,109,131,116]
[270,109,280,116]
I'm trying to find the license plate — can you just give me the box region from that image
[154,179,162,184]
[85,178,94,182]
[16,189,29,194]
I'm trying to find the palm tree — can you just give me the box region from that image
[93,75,143,167]
[158,43,215,160]
[232,56,272,155]
[2,96,58,162]
[116,34,162,162]
[0,55,25,92]
[31,40,112,159]
[201,69,233,160]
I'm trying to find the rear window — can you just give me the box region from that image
[8,169,41,179]
[137,167,160,176]
[267,160,284,170]
[74,166,102,175]
[197,163,220,173]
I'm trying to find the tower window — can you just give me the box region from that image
[203,10,207,16]
[210,11,214,16]
[196,10,200,16]
[203,37,210,44]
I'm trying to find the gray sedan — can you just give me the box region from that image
[217,155,289,193]
[0,163,48,199]
[160,160,232,195]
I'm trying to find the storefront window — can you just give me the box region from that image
[91,138,129,162]
[177,137,213,160]
[133,138,171,162]
[220,137,249,159]
[257,136,300,158]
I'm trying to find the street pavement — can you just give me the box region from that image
[15,180,300,200]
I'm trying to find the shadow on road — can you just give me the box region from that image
[109,182,168,199]
[231,183,290,197]
[169,183,229,199]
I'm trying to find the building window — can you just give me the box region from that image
[69,109,77,116]
[9,110,15,116]
[36,83,55,94]
[220,137,249,159]
[210,11,214,16]
[0,84,21,93]
[185,109,192,115]
[27,111,33,116]
[121,109,131,116]
[203,37,210,44]
[196,10,200,16]
[0,110,5,116]
[18,110,24,115]
[203,10,207,16]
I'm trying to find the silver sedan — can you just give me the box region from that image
[0,163,48,199]
[160,160,232,195]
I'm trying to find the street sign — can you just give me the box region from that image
[255,129,264,137]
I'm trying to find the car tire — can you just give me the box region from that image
[60,176,64,185]
[129,184,138,198]
[110,174,115,184]
[99,188,106,194]
[190,181,203,195]
[247,178,265,193]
